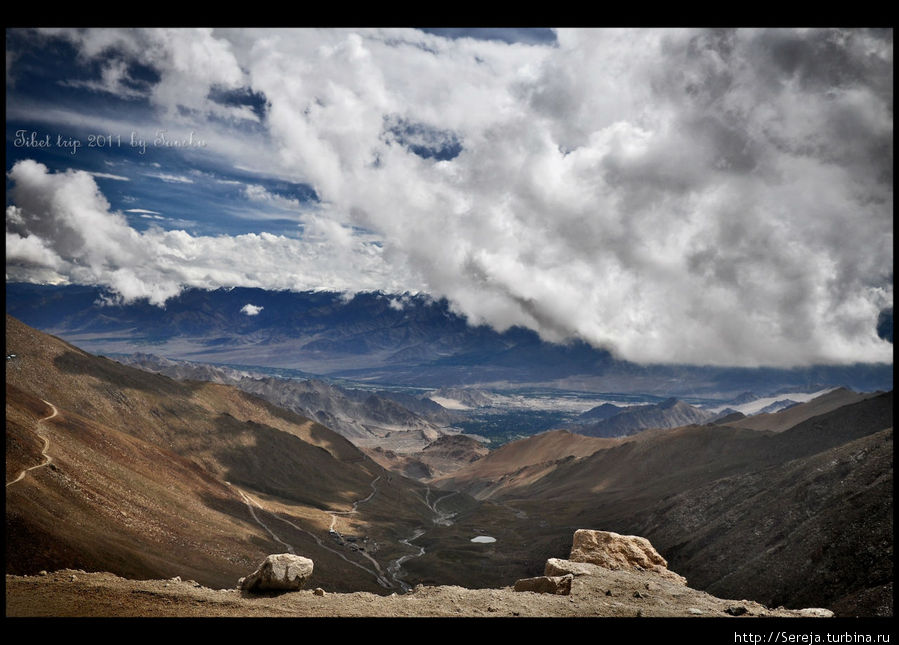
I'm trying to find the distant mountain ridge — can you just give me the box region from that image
[6,283,893,395]
[571,398,713,437]
[114,353,460,454]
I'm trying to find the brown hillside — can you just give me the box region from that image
[435,429,617,497]
[728,387,876,432]
[5,314,435,593]
[429,392,893,616]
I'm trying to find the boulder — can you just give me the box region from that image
[513,574,573,595]
[569,529,687,584]
[239,554,314,593]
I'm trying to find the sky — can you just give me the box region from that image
[5,27,893,367]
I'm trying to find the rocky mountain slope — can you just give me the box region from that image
[364,434,491,481]
[726,386,878,432]
[434,390,893,616]
[114,353,460,453]
[571,398,713,437]
[5,315,441,593]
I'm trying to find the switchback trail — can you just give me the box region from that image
[230,482,392,589]
[6,400,57,487]
[326,475,380,532]
[233,486,296,555]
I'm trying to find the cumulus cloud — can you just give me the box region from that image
[41,27,247,120]
[240,303,263,316]
[243,184,302,210]
[5,28,893,367]
[5,161,417,305]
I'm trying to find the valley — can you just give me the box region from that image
[5,314,893,618]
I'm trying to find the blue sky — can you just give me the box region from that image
[5,28,893,367]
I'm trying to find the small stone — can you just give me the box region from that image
[798,608,834,618]
[169,576,181,583]
[633,590,645,599]
[605,589,613,596]
[39,570,48,576]
[70,575,77,581]
[487,606,497,612]
[313,587,325,596]
[725,605,749,616]
[688,607,702,615]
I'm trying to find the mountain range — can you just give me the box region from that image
[5,315,893,616]
[570,398,713,437]
[7,283,893,396]
[113,353,461,453]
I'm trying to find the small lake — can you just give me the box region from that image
[470,536,497,543]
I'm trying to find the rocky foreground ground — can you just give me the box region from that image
[5,567,827,618]
[5,530,834,619]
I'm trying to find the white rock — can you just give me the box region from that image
[569,529,687,584]
[239,554,314,593]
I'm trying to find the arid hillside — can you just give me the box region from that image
[433,390,893,617]
[6,314,440,593]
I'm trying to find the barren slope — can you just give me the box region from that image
[727,387,877,432]
[431,393,893,616]
[5,315,435,593]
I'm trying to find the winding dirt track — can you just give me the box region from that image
[233,486,296,555]
[326,475,380,533]
[230,481,393,588]
[6,400,57,487]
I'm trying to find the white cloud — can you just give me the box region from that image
[125,208,162,215]
[89,172,130,181]
[144,172,194,184]
[41,27,247,120]
[243,184,301,210]
[6,161,418,306]
[6,28,893,367]
[240,303,263,316]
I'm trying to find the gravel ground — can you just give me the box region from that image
[6,568,827,618]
